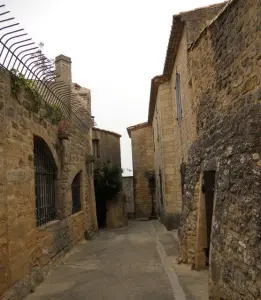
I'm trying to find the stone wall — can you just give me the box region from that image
[153,81,181,229]
[128,123,154,218]
[180,0,261,298]
[0,67,97,300]
[92,128,121,167]
[122,176,134,217]
[150,3,226,231]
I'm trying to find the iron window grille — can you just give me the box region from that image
[34,136,57,227]
[72,172,81,214]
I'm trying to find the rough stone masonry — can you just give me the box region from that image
[179,0,261,299]
[0,55,97,300]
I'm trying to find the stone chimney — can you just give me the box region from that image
[55,54,72,84]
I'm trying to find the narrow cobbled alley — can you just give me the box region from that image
[25,221,179,300]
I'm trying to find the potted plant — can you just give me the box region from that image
[58,119,70,140]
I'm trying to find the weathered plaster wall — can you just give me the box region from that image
[180,0,261,298]
[0,68,97,300]
[92,128,121,167]
[129,124,154,218]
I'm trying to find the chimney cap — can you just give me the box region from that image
[55,54,71,63]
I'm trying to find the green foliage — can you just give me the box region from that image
[10,69,63,124]
[10,69,42,111]
[94,161,123,201]
[44,103,63,124]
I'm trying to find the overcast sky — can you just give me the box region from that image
[7,0,224,175]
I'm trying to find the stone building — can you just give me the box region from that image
[148,3,225,230]
[179,0,261,298]
[91,127,123,228]
[0,55,97,299]
[122,176,135,218]
[127,122,154,218]
[92,127,121,167]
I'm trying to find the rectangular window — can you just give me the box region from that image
[92,139,100,157]
[176,73,182,123]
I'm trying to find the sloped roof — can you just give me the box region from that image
[93,127,121,138]
[127,122,149,138]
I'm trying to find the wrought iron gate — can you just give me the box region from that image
[34,136,56,226]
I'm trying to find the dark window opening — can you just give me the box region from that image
[157,118,160,141]
[92,139,100,158]
[202,170,216,267]
[72,172,81,214]
[159,169,163,205]
[180,162,186,196]
[34,136,57,227]
[152,128,155,152]
[176,73,182,123]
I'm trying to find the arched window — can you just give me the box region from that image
[34,136,57,226]
[72,172,82,214]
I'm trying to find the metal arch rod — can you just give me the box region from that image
[12,39,33,52]
[3,37,32,66]
[31,63,54,88]
[4,33,27,46]
[12,46,38,71]
[37,73,57,95]
[0,32,27,57]
[22,52,43,74]
[0,28,24,42]
[0,5,6,8]
[0,41,68,113]
[20,48,39,61]
[15,46,38,70]
[28,56,49,74]
[7,41,34,69]
[0,23,20,32]
[31,61,53,81]
[0,11,10,17]
[0,17,15,23]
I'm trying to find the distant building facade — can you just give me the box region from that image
[127,122,154,218]
[92,127,121,167]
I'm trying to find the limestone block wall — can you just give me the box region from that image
[180,0,261,298]
[0,68,97,299]
[129,124,154,218]
[122,176,134,217]
[153,81,182,229]
[92,128,121,167]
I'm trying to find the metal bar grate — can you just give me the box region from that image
[72,172,81,214]
[34,136,56,226]
[0,4,93,132]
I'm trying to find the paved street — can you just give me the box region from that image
[26,221,175,300]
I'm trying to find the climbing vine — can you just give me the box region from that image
[94,160,123,202]
[10,69,63,124]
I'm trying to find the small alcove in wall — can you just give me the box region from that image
[195,170,216,270]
